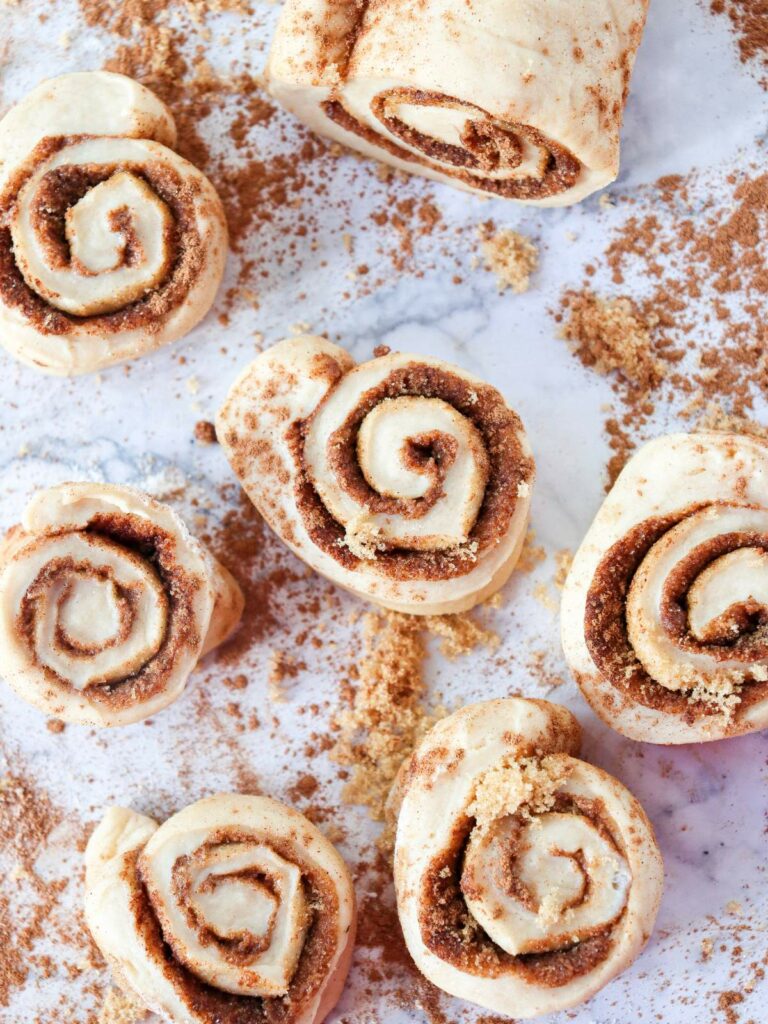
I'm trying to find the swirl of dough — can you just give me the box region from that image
[217,335,534,614]
[268,0,649,206]
[0,71,227,374]
[0,482,243,726]
[391,698,663,1018]
[562,432,768,743]
[84,794,357,1024]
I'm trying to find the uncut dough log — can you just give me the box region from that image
[268,0,649,205]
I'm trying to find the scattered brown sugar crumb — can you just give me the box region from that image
[469,754,571,830]
[267,649,304,701]
[331,608,500,823]
[46,718,66,734]
[479,222,538,293]
[331,612,436,822]
[517,528,546,573]
[559,289,664,390]
[526,649,566,693]
[98,986,148,1024]
[702,936,715,961]
[553,549,573,590]
[693,401,768,440]
[421,612,498,659]
[194,420,217,445]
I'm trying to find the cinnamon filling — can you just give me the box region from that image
[584,505,768,722]
[323,90,581,200]
[169,841,287,965]
[129,829,342,1023]
[35,561,138,655]
[418,795,621,986]
[0,134,211,337]
[15,512,201,711]
[291,362,533,580]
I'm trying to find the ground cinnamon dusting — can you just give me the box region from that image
[556,168,768,482]
[709,1,768,88]
[0,764,95,1014]
[194,419,217,444]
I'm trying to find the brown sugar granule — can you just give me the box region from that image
[331,611,433,821]
[559,289,664,391]
[98,986,148,1024]
[46,718,66,734]
[421,612,498,659]
[553,549,573,590]
[479,223,538,293]
[267,649,304,701]
[194,419,217,444]
[517,528,546,573]
[331,608,497,822]
[694,401,768,439]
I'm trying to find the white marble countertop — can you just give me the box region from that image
[1,1,767,1022]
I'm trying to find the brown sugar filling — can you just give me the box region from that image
[293,362,534,581]
[584,504,768,722]
[130,829,343,1023]
[418,795,622,986]
[0,134,211,337]
[323,90,581,200]
[15,512,202,711]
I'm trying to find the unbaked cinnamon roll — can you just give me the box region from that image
[562,432,768,743]
[267,0,649,206]
[391,698,663,1018]
[85,793,356,1024]
[217,336,534,614]
[0,482,243,726]
[0,71,227,375]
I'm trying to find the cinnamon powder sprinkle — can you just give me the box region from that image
[556,168,768,482]
[194,419,217,445]
[709,0,768,87]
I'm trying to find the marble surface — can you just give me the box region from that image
[1,1,767,1022]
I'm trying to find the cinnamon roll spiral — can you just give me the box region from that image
[267,0,649,206]
[0,482,243,726]
[0,72,227,374]
[562,432,768,743]
[391,698,663,1018]
[217,336,534,614]
[84,794,356,1024]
